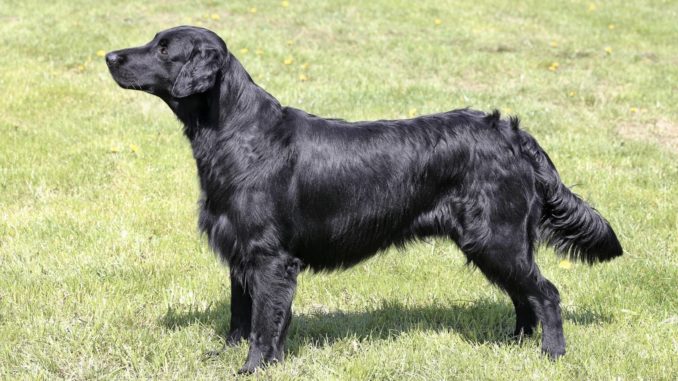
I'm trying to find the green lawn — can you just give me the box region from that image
[1,0,677,379]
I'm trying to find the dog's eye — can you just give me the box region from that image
[159,46,168,55]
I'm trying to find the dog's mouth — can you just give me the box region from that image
[107,66,144,91]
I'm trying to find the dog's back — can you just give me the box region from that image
[279,108,538,270]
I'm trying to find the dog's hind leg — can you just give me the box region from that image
[227,272,253,346]
[463,226,565,359]
[509,291,538,338]
[239,253,302,374]
[529,275,566,359]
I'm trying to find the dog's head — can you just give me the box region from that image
[106,26,227,98]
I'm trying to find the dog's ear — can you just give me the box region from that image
[171,48,221,98]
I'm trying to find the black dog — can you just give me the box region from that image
[106,26,622,373]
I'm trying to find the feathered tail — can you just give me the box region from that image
[515,119,623,263]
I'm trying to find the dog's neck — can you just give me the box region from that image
[164,55,283,140]
[162,55,285,203]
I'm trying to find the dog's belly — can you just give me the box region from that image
[291,232,399,271]
[289,201,463,271]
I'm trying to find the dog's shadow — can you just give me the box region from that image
[160,298,612,356]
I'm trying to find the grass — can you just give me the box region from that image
[1,0,676,379]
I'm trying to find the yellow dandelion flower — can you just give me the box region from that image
[588,3,597,12]
[110,146,121,153]
[548,62,559,72]
[630,107,639,113]
[604,46,612,54]
[96,50,106,57]
[250,7,257,13]
[300,62,309,70]
[569,91,576,97]
[239,48,249,54]
[408,108,417,117]
[503,107,512,114]
[608,24,615,30]
[558,259,573,270]
[77,64,85,72]
[211,13,220,20]
[434,18,442,26]
[130,144,140,153]
[284,57,294,65]
[299,73,308,81]
[281,1,289,8]
[550,41,558,48]
[256,49,264,56]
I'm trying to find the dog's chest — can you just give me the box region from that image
[189,131,233,195]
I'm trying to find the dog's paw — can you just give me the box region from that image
[226,328,249,347]
[542,346,566,360]
[237,365,256,375]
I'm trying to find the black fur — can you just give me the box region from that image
[106,26,622,373]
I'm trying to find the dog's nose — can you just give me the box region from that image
[105,52,125,66]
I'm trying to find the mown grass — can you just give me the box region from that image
[1,0,676,379]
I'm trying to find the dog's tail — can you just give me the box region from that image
[513,117,623,263]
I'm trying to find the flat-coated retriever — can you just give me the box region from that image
[106,26,622,373]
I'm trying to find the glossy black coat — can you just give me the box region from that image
[107,26,622,373]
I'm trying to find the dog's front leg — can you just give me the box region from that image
[238,253,302,374]
[227,271,252,346]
